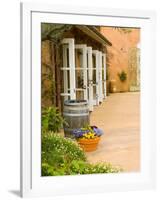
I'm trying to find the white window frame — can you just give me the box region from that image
[99,51,103,102]
[61,44,69,100]
[87,46,94,111]
[61,38,76,100]
[75,44,88,101]
[61,41,94,111]
[92,50,100,105]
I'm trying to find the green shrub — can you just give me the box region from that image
[42,132,86,175]
[118,70,127,82]
[42,163,55,176]
[42,163,68,176]
[70,160,122,174]
[41,132,122,176]
[42,159,122,176]
[42,106,67,132]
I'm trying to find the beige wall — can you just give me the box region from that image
[101,27,140,92]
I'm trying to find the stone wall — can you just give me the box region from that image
[41,40,55,108]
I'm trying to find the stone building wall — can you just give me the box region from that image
[41,40,55,108]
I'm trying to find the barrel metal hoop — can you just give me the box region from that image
[63,112,89,117]
[64,107,89,111]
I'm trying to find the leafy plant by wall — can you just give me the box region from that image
[42,106,67,133]
[118,70,127,82]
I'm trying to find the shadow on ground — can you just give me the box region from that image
[8,190,21,197]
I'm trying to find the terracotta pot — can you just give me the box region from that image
[77,137,100,152]
[110,80,117,93]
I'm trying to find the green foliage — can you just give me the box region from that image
[42,133,87,176]
[41,23,72,41]
[42,158,122,176]
[118,70,127,82]
[41,132,122,176]
[42,106,67,132]
[82,124,94,133]
[70,161,122,174]
[42,163,55,176]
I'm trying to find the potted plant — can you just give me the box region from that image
[118,70,127,82]
[117,70,127,92]
[72,125,103,152]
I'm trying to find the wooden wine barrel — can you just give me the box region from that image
[63,100,90,138]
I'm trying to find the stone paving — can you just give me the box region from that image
[86,92,140,172]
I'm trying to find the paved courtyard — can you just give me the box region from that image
[87,92,140,172]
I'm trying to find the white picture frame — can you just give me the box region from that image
[20,2,156,198]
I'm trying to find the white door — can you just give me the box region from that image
[75,44,88,101]
[61,38,76,100]
[92,50,100,105]
[61,39,95,111]
[99,51,103,102]
[87,47,93,111]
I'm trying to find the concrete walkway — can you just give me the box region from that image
[87,92,140,172]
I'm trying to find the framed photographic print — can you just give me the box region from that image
[20,2,156,198]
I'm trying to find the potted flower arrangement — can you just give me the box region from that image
[72,125,103,152]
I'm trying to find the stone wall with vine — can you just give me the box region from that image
[41,40,55,108]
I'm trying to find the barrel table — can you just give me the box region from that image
[63,100,90,138]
